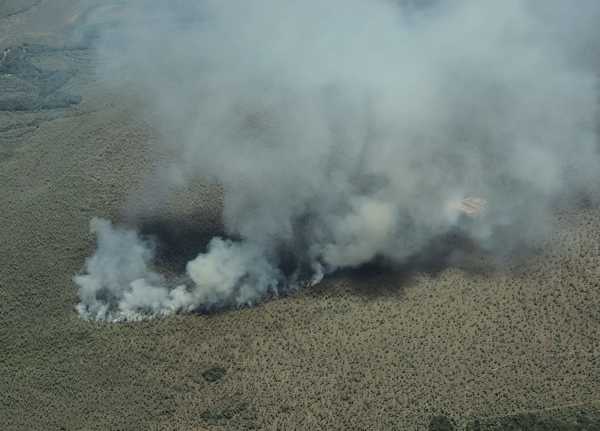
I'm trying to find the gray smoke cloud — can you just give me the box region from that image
[75,0,600,321]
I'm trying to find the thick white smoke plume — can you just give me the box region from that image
[75,0,600,320]
[75,218,284,320]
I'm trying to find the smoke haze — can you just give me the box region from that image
[75,0,600,321]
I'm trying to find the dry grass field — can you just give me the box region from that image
[2,2,600,430]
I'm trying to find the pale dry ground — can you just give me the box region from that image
[2,2,600,430]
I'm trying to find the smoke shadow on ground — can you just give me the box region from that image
[131,214,227,275]
[125,214,535,312]
[312,228,511,301]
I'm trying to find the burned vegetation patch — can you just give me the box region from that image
[199,400,255,428]
[0,44,81,112]
[0,0,42,19]
[201,366,227,383]
[464,409,600,431]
